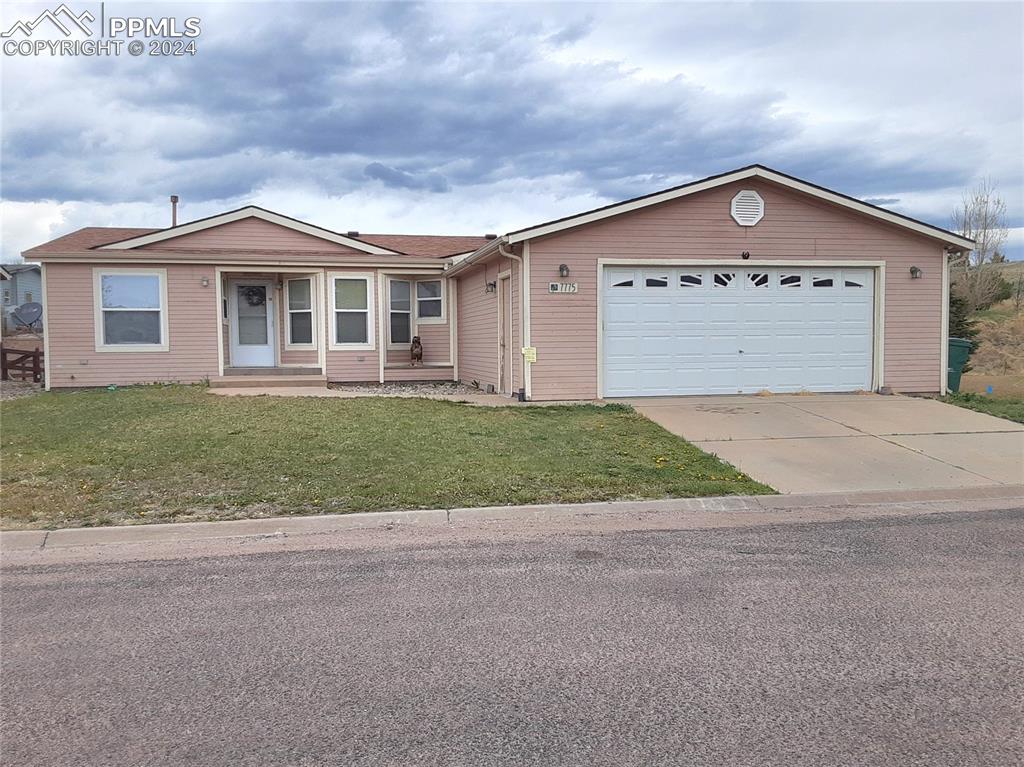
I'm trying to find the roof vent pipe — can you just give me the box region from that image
[170,195,179,227]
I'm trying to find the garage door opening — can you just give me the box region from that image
[601,265,877,397]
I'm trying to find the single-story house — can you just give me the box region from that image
[25,165,973,399]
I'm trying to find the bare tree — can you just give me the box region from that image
[951,178,1008,267]
[950,179,1010,311]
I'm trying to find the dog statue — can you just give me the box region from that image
[410,336,423,367]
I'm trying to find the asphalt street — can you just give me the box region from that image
[2,507,1023,766]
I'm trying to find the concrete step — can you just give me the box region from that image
[209,375,327,389]
[223,367,323,376]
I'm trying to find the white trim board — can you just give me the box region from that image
[507,166,975,251]
[100,206,403,255]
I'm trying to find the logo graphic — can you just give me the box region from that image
[1,4,94,38]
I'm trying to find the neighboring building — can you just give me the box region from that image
[1,263,42,333]
[24,165,973,398]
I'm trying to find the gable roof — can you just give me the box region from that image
[101,206,403,255]
[505,165,975,250]
[22,222,488,260]
[0,265,11,280]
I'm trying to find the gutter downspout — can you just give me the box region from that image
[497,239,529,401]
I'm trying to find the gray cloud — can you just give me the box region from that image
[364,162,449,192]
[1,1,1021,258]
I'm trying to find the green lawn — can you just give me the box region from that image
[941,392,1024,425]
[0,386,772,530]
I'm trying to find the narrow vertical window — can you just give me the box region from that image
[286,278,314,346]
[390,279,411,345]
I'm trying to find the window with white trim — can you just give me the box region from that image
[285,278,314,347]
[331,275,373,347]
[94,269,168,351]
[416,280,444,322]
[390,279,412,345]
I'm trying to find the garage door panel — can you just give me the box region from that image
[602,266,874,396]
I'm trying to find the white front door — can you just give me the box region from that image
[602,266,875,397]
[228,280,276,367]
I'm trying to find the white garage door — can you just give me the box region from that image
[602,266,875,397]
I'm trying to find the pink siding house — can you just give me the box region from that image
[27,166,973,399]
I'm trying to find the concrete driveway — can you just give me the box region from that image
[620,394,1024,493]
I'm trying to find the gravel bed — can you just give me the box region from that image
[328,380,483,397]
[0,380,42,401]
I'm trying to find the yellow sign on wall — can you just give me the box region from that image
[521,347,537,363]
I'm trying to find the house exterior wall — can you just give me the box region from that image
[45,262,453,387]
[454,253,521,393]
[45,262,219,387]
[525,178,945,400]
[13,269,42,305]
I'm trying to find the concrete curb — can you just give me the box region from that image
[2,485,1022,552]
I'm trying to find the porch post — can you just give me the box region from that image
[378,273,385,383]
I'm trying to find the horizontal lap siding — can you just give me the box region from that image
[415,321,451,365]
[528,179,945,400]
[455,261,500,390]
[46,262,218,387]
[384,366,454,382]
[511,258,522,393]
[143,218,364,255]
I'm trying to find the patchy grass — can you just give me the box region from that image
[0,386,772,529]
[941,392,1024,425]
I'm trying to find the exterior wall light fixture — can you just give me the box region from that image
[485,281,497,293]
[909,266,923,279]
[558,263,570,278]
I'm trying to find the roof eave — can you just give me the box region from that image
[444,237,506,277]
[27,251,447,267]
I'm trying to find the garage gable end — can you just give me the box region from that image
[507,166,974,252]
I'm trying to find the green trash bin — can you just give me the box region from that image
[947,337,973,393]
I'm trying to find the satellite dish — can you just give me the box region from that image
[12,302,42,326]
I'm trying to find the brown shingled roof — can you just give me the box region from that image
[24,226,487,259]
[24,227,159,256]
[357,234,488,258]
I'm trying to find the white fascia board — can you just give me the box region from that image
[101,207,402,256]
[444,238,504,277]
[506,167,975,251]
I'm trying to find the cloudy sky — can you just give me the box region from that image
[1,1,1021,262]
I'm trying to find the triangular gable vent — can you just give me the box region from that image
[731,190,764,226]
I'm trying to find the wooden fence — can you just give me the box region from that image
[0,346,44,383]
